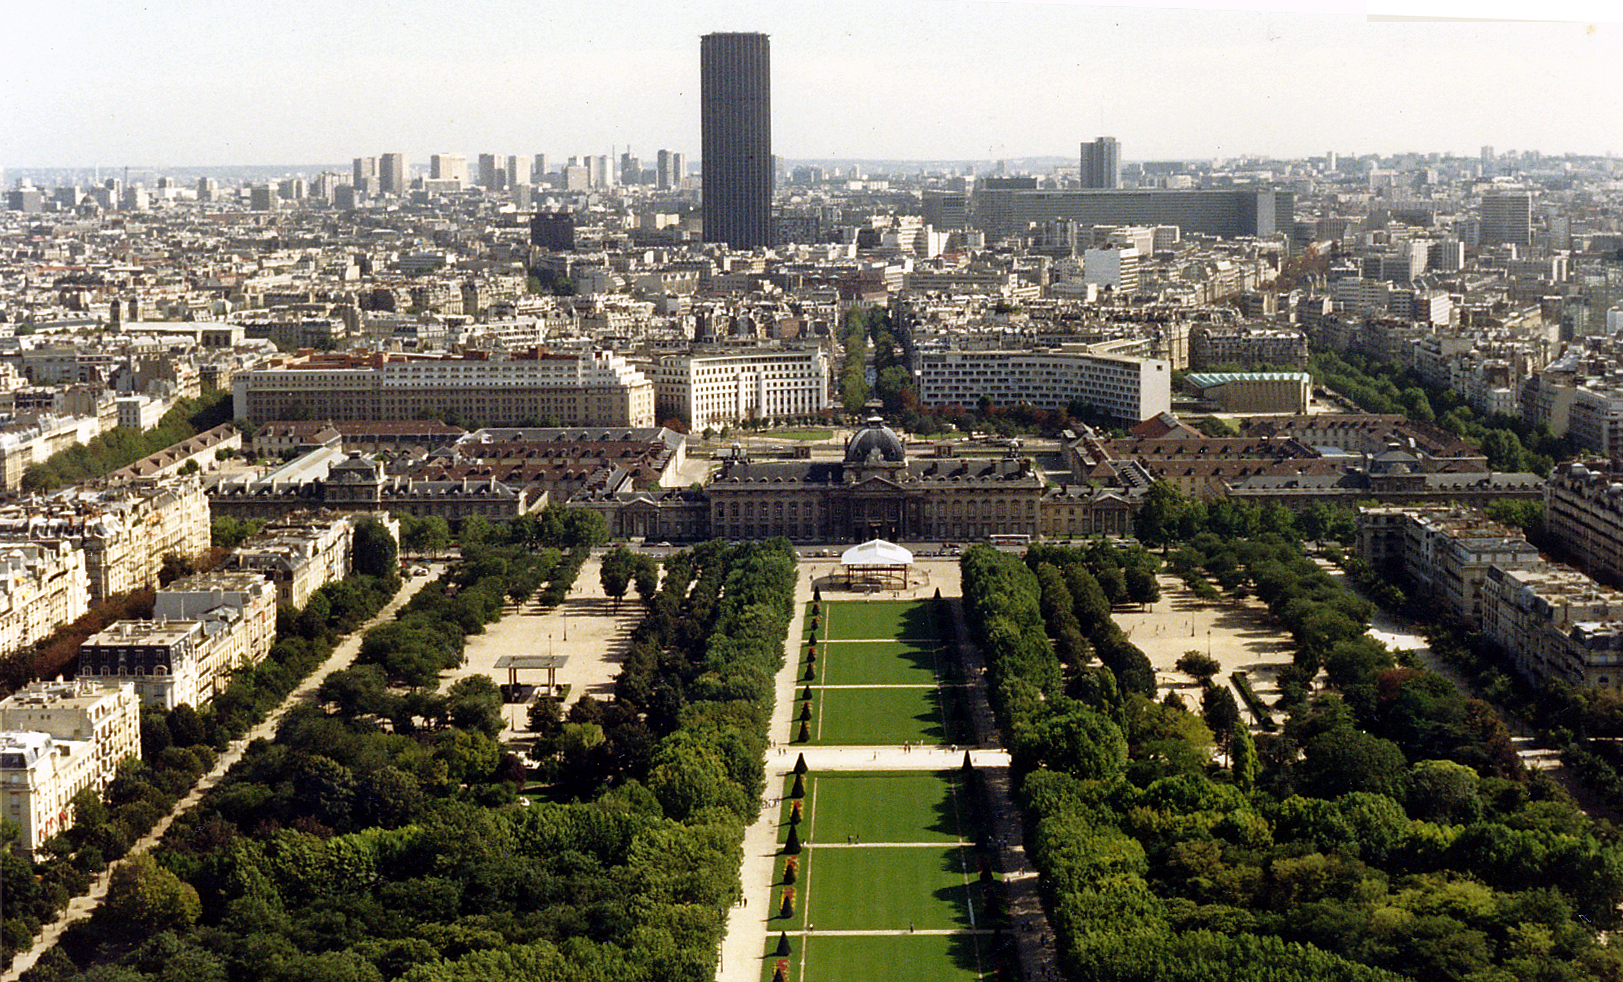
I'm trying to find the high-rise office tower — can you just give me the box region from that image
[532,154,548,183]
[507,155,521,188]
[1481,191,1532,248]
[657,149,675,189]
[1080,137,1120,189]
[621,152,641,185]
[379,153,405,195]
[353,156,378,191]
[431,154,468,183]
[701,31,772,249]
[478,153,499,191]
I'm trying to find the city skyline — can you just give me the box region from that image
[4,0,1621,170]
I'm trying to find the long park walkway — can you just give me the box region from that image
[717,561,1056,982]
[1,566,443,982]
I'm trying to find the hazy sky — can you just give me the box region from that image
[3,0,1619,168]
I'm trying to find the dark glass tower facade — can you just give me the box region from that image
[701,32,772,249]
[1080,136,1120,189]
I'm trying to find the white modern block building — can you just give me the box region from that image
[914,347,1171,423]
[648,347,830,427]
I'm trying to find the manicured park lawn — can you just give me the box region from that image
[761,933,989,982]
[809,600,938,642]
[814,640,941,686]
[779,771,971,844]
[771,428,835,441]
[805,685,942,745]
[776,844,980,931]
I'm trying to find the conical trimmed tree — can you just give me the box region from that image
[797,719,811,742]
[789,800,803,825]
[790,772,806,798]
[785,824,803,854]
[777,932,792,957]
[962,750,974,771]
[804,663,817,681]
[800,686,813,702]
[793,752,808,774]
[813,585,822,602]
[799,701,812,721]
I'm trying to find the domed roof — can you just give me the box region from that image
[844,416,906,464]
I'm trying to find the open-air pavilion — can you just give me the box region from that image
[838,539,914,590]
[493,653,569,700]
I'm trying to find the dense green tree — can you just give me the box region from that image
[104,853,201,935]
[351,518,399,578]
[400,515,451,556]
[1176,651,1221,684]
[599,545,635,609]
[1298,728,1408,799]
[1232,722,1258,792]
[442,676,505,738]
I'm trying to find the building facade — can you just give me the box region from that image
[913,347,1171,423]
[647,347,829,426]
[1546,461,1623,586]
[0,679,140,789]
[1080,136,1121,190]
[232,350,656,428]
[0,731,97,853]
[701,32,773,249]
[706,418,1046,542]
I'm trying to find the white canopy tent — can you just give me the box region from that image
[838,539,914,589]
[840,539,913,565]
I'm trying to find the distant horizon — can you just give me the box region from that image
[5,1,1619,170]
[5,147,1613,185]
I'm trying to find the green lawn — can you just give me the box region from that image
[778,772,972,845]
[805,686,944,745]
[810,600,938,642]
[761,933,990,982]
[772,844,980,932]
[815,640,941,686]
[771,428,835,441]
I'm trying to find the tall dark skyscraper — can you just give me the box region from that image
[701,32,772,249]
[1080,136,1121,189]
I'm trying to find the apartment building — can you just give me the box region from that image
[155,570,278,686]
[646,347,829,426]
[0,541,90,660]
[1568,388,1623,458]
[913,347,1171,423]
[0,679,140,787]
[1482,563,1623,689]
[222,513,357,609]
[0,730,97,853]
[1357,505,1541,623]
[0,478,211,602]
[1360,502,1623,690]
[232,349,656,428]
[1546,461,1623,585]
[1190,326,1309,369]
[77,619,207,710]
